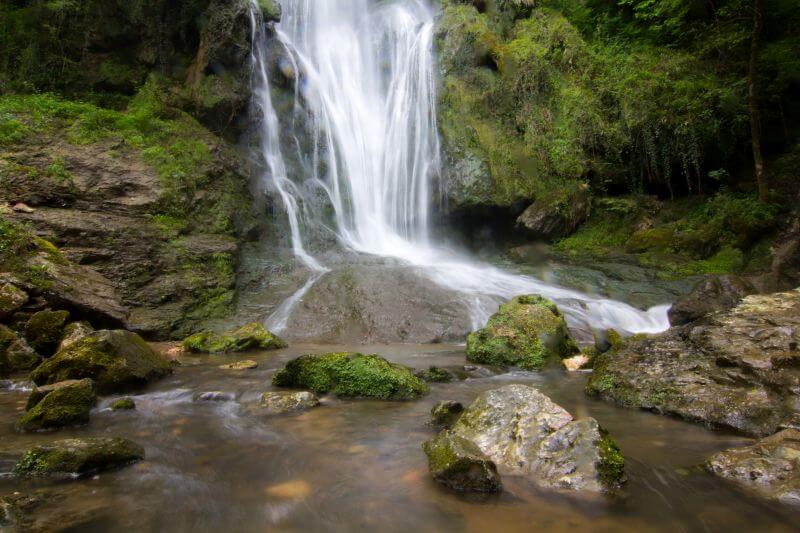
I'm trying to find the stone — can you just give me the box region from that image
[272,352,429,400]
[18,379,96,431]
[587,289,800,437]
[415,366,453,383]
[431,400,464,427]
[258,0,282,23]
[219,360,258,370]
[668,275,757,326]
[0,282,28,321]
[12,202,35,213]
[194,391,233,402]
[563,353,590,371]
[261,391,320,414]
[108,397,136,410]
[14,437,144,478]
[422,430,502,493]
[0,325,40,376]
[707,429,800,506]
[183,322,287,353]
[466,295,578,370]
[516,183,592,241]
[57,321,94,352]
[444,384,624,492]
[264,480,311,500]
[30,330,172,394]
[24,310,70,356]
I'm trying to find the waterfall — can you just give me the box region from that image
[249,0,670,336]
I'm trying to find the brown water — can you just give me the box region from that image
[1,344,797,532]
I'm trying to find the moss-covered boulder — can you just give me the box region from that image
[30,330,172,394]
[466,295,578,370]
[183,323,287,353]
[108,397,136,411]
[273,352,429,400]
[18,379,96,432]
[441,384,624,492]
[422,430,502,493]
[415,366,454,383]
[516,183,592,241]
[0,324,39,376]
[261,391,320,414]
[430,400,464,428]
[0,281,28,321]
[24,310,70,356]
[14,437,144,478]
[57,321,94,352]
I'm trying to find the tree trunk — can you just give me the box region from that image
[749,0,768,202]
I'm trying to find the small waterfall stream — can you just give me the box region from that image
[249,0,670,336]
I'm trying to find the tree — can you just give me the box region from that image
[748,0,769,202]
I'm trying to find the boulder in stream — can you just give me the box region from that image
[183,322,287,353]
[466,295,578,370]
[273,352,429,400]
[261,391,320,414]
[668,274,757,326]
[707,429,800,506]
[24,310,70,357]
[18,379,96,431]
[430,400,464,428]
[14,437,144,478]
[587,289,800,437]
[30,330,172,394]
[0,324,40,377]
[422,430,502,493]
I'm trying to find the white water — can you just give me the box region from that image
[250,0,670,336]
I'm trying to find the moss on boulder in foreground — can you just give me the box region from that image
[466,295,578,370]
[273,352,429,400]
[18,378,96,432]
[14,437,144,478]
[183,322,287,353]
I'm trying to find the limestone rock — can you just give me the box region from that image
[588,289,800,437]
[261,391,320,414]
[14,437,144,478]
[707,429,800,506]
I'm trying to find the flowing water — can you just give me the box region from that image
[249,0,671,337]
[1,346,797,532]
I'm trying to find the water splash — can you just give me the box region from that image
[249,0,670,336]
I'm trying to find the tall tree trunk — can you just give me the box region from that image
[749,0,768,202]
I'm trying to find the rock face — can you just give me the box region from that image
[422,430,502,493]
[24,310,70,356]
[30,330,172,394]
[183,323,287,353]
[14,437,144,478]
[668,275,757,326]
[707,429,800,506]
[587,290,800,437]
[18,379,96,432]
[435,384,624,492]
[466,295,578,370]
[272,352,429,400]
[516,184,591,241]
[261,391,320,414]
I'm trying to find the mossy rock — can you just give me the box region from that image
[182,322,287,353]
[431,400,464,427]
[0,282,28,321]
[18,379,96,432]
[422,430,502,493]
[260,391,320,414]
[14,437,144,478]
[272,352,429,400]
[258,0,282,22]
[466,295,578,370]
[108,397,136,411]
[415,366,454,383]
[57,321,94,352]
[598,428,625,486]
[0,324,40,377]
[30,330,172,394]
[24,310,70,357]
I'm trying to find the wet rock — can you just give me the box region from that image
[415,366,454,383]
[273,352,429,400]
[563,353,591,371]
[431,400,464,427]
[30,330,172,394]
[422,430,502,493]
[466,295,578,370]
[0,281,28,320]
[183,322,287,353]
[445,384,624,492]
[259,0,282,22]
[18,379,96,432]
[0,325,40,376]
[194,391,233,402]
[707,429,800,506]
[516,184,591,241]
[14,437,144,478]
[264,480,311,500]
[24,310,70,357]
[587,289,800,437]
[261,391,320,414]
[219,360,258,370]
[594,328,623,354]
[57,321,94,352]
[668,275,757,326]
[109,397,136,410]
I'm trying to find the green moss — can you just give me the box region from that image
[24,310,70,356]
[415,366,454,383]
[466,294,577,370]
[183,323,287,353]
[597,428,625,486]
[18,379,96,431]
[14,437,144,478]
[422,430,501,493]
[272,352,429,401]
[109,397,136,410]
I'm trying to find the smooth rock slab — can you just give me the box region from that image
[261,391,320,414]
[14,437,144,478]
[707,429,800,506]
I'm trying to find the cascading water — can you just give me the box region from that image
[249,0,670,336]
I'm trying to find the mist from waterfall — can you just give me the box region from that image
[249,0,670,336]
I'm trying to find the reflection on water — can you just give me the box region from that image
[1,344,797,532]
